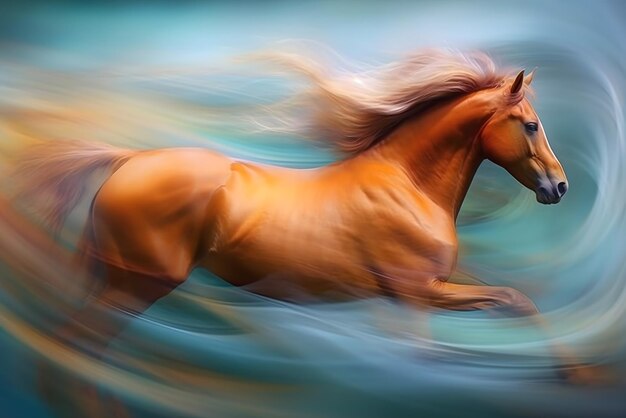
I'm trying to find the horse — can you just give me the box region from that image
[13,50,592,389]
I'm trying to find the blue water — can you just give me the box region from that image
[1,1,626,417]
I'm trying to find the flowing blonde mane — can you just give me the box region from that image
[258,49,512,155]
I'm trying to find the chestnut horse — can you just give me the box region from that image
[15,53,581,384]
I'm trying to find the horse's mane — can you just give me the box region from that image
[0,47,520,161]
[255,49,511,155]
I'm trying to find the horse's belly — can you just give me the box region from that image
[203,230,380,301]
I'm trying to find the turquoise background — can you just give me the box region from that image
[1,1,625,417]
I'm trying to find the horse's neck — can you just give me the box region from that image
[367,92,495,219]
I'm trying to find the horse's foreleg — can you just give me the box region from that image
[424,279,609,384]
[427,280,538,316]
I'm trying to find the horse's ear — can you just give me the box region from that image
[510,70,525,94]
[524,68,536,86]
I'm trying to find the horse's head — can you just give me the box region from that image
[479,70,567,204]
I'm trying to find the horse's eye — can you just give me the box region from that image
[525,122,538,133]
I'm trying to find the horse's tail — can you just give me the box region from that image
[12,140,137,231]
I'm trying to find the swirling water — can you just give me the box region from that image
[0,1,625,417]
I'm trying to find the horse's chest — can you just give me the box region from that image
[357,191,458,279]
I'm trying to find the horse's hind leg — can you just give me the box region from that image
[39,211,191,417]
[57,207,186,351]
[40,248,182,416]
[52,264,180,355]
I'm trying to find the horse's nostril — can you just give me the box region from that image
[557,182,568,196]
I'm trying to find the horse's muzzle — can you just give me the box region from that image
[536,181,568,204]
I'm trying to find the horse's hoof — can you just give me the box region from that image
[555,363,614,386]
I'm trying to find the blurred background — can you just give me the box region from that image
[1,0,625,417]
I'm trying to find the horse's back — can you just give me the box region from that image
[90,148,232,282]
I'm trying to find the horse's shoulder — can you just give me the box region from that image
[348,169,457,252]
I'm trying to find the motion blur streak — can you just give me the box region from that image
[0,1,625,417]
